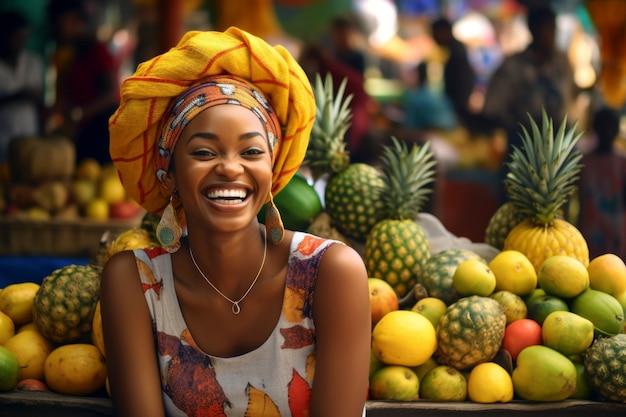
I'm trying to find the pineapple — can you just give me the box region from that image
[501,109,589,271]
[32,264,101,344]
[304,73,385,242]
[435,295,507,370]
[364,137,436,298]
[584,333,626,402]
[484,202,525,250]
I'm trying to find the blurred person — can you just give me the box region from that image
[0,10,44,166]
[578,106,626,259]
[481,6,577,202]
[328,15,367,76]
[401,61,457,132]
[46,0,119,165]
[431,17,476,125]
[299,43,375,162]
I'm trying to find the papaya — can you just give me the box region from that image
[570,289,625,337]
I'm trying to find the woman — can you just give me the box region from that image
[102,27,371,417]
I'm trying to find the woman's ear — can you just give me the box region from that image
[161,170,176,195]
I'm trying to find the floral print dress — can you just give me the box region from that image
[133,232,338,417]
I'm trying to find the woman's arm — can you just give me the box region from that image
[310,243,371,417]
[100,250,166,417]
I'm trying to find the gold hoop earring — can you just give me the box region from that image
[265,192,284,245]
[156,192,182,253]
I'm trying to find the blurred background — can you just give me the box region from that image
[0,0,624,251]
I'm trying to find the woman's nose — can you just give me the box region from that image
[215,156,244,177]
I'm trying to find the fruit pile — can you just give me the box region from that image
[1,151,143,222]
[367,251,626,403]
[0,227,157,395]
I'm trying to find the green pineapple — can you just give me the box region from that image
[584,333,626,402]
[417,248,484,305]
[484,202,525,250]
[32,264,101,344]
[435,295,506,370]
[304,73,385,242]
[364,137,436,297]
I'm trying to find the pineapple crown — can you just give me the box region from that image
[505,108,584,225]
[304,73,352,180]
[379,137,437,220]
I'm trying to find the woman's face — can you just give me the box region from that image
[167,104,273,233]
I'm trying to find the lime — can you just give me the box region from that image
[0,345,20,391]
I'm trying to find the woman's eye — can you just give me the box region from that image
[191,149,215,157]
[243,148,265,156]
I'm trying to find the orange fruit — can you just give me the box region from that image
[587,253,626,297]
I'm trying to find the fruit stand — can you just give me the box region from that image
[1,392,626,417]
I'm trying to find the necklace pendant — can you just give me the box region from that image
[232,302,241,315]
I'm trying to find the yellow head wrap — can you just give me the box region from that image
[109,27,315,215]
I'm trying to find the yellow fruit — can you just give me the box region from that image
[369,365,419,401]
[453,258,496,296]
[369,349,385,381]
[372,310,437,367]
[44,343,107,395]
[17,322,38,333]
[0,310,15,344]
[489,250,537,296]
[0,282,40,325]
[541,311,594,357]
[411,356,439,382]
[3,329,54,382]
[411,297,447,328]
[91,301,105,357]
[99,174,126,204]
[419,365,467,401]
[467,362,513,403]
[84,198,110,221]
[490,290,527,324]
[587,253,626,297]
[75,158,101,181]
[538,255,589,299]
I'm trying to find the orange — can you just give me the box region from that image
[587,253,626,297]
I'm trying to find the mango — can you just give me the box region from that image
[571,289,625,336]
[512,345,576,401]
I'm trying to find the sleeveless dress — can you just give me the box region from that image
[133,232,338,417]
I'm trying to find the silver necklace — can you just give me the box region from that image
[188,231,267,314]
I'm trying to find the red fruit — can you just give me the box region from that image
[501,318,543,361]
[109,200,142,220]
[16,378,49,391]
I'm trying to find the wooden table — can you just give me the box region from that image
[2,391,626,416]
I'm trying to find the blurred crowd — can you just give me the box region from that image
[0,0,624,256]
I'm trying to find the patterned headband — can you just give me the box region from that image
[155,75,281,185]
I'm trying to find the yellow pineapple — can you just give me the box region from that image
[502,109,589,271]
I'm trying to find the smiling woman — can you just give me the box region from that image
[100,26,371,417]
